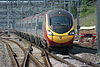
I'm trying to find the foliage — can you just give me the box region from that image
[72,0,96,26]
[80,4,96,17]
[70,2,77,18]
[80,13,96,26]
[70,0,96,18]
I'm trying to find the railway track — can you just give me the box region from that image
[1,34,75,67]
[0,40,11,67]
[1,40,19,67]
[0,35,43,67]
[21,38,75,67]
[0,33,100,67]
[3,39,43,67]
[44,49,100,67]
[69,43,97,54]
[20,35,100,67]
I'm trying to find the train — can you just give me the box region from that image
[14,9,75,51]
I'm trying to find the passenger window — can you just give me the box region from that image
[32,18,37,29]
[37,16,44,29]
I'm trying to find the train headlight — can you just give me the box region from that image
[69,30,75,35]
[47,30,53,36]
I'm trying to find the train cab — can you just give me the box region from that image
[44,9,75,48]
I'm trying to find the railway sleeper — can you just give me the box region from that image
[17,32,19,36]
[34,37,38,45]
[36,38,41,46]
[30,36,35,43]
[15,31,18,35]
[48,46,69,54]
[20,32,22,37]
[37,38,41,46]
[26,34,30,41]
[34,37,44,48]
[21,33,24,38]
[23,33,25,37]
[24,34,28,40]
[41,40,48,49]
[19,32,22,37]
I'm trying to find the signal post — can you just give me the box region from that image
[96,0,100,55]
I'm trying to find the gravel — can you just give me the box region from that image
[75,53,100,65]
[0,42,11,67]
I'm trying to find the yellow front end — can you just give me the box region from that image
[47,26,75,44]
[45,14,75,45]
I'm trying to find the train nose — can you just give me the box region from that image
[52,35,74,43]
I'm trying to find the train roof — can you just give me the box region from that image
[16,9,71,23]
[47,9,72,17]
[21,16,34,21]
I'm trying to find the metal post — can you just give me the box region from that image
[76,1,80,37]
[68,0,71,12]
[52,0,54,9]
[96,0,100,55]
[20,0,24,31]
[17,0,21,31]
[7,0,10,35]
[44,0,46,7]
[64,0,66,9]
[17,0,20,7]
[44,0,47,10]
[50,1,53,9]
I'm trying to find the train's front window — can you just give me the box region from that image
[49,16,70,26]
[49,15,72,34]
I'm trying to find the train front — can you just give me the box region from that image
[45,9,75,49]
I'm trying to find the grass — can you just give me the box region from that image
[79,12,96,26]
[73,12,96,27]
[74,3,96,27]
[80,4,96,18]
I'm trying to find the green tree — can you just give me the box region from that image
[71,2,77,18]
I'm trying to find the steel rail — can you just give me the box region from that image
[1,40,19,67]
[69,53,100,67]
[41,49,52,67]
[12,34,97,67]
[27,40,75,67]
[22,38,52,67]
[6,39,43,67]
[31,43,53,67]
[45,50,75,67]
[21,51,30,67]
[13,34,97,67]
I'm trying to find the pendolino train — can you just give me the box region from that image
[14,9,75,51]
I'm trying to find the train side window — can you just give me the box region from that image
[20,22,22,28]
[30,19,32,28]
[23,21,25,28]
[16,24,18,28]
[22,21,24,28]
[17,24,19,28]
[20,24,21,28]
[27,20,28,28]
[15,24,16,27]
[27,20,29,28]
[22,24,23,28]
[37,16,44,30]
[24,21,27,28]
[26,20,29,28]
[19,23,20,28]
[32,18,37,29]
